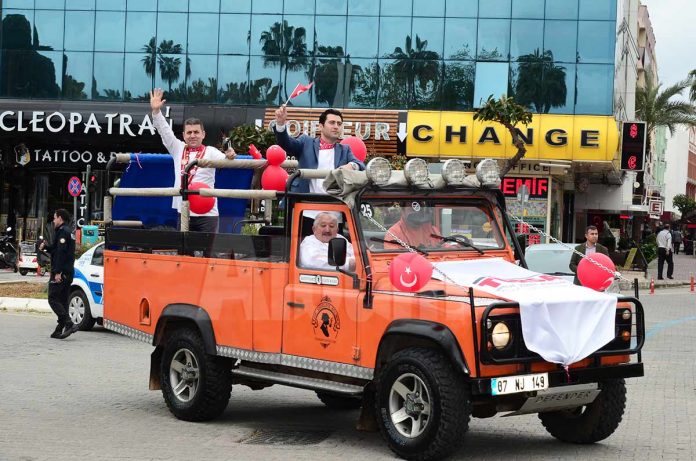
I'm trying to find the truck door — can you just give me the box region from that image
[282,206,362,366]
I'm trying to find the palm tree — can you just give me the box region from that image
[141,37,157,88]
[512,49,567,113]
[636,72,696,137]
[260,20,308,101]
[389,35,440,106]
[156,40,184,93]
[688,69,696,102]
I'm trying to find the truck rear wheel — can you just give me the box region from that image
[539,378,626,444]
[316,391,362,410]
[375,347,470,461]
[160,328,232,422]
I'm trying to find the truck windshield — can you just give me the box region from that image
[359,199,505,252]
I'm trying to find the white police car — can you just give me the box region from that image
[69,242,104,330]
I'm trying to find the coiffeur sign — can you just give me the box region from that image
[406,112,620,161]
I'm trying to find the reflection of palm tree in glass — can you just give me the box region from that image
[389,35,440,106]
[141,38,190,94]
[141,37,157,88]
[513,49,567,113]
[311,45,362,107]
[260,20,308,101]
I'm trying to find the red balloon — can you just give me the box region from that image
[389,252,433,292]
[266,145,286,166]
[577,253,616,291]
[261,165,289,191]
[340,136,367,162]
[188,182,215,214]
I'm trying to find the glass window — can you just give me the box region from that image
[91,245,104,266]
[219,14,251,55]
[62,52,92,99]
[0,49,61,97]
[93,52,124,99]
[127,0,156,11]
[412,60,443,109]
[187,54,218,103]
[34,10,65,51]
[315,16,347,55]
[188,13,219,54]
[4,0,34,7]
[377,59,404,108]
[64,11,95,51]
[37,0,65,8]
[577,21,615,63]
[123,52,152,100]
[446,0,477,17]
[444,18,476,59]
[155,53,187,99]
[285,0,315,13]
[579,0,616,20]
[283,16,314,56]
[66,0,96,9]
[252,0,282,14]
[379,16,412,58]
[575,64,613,114]
[413,0,444,17]
[346,58,378,108]
[221,0,251,13]
[346,17,379,58]
[442,60,475,110]
[412,18,444,58]
[317,0,346,15]
[543,20,577,63]
[159,0,187,11]
[510,20,543,61]
[195,0,221,12]
[477,19,509,61]
[546,0,578,19]
[95,11,125,52]
[473,61,509,107]
[2,10,34,50]
[96,0,126,9]
[125,12,156,52]
[381,0,412,16]
[349,0,379,15]
[510,61,574,114]
[157,12,188,53]
[546,63,575,114]
[313,56,349,107]
[478,0,511,18]
[250,14,282,55]
[511,0,544,18]
[218,55,250,104]
[248,55,281,105]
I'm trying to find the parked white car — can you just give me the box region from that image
[69,242,104,330]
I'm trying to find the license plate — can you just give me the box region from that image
[491,372,548,396]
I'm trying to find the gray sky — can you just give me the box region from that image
[640,0,695,87]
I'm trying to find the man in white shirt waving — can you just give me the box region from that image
[656,223,674,280]
[150,88,236,232]
[299,212,355,271]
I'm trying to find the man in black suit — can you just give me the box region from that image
[569,225,610,286]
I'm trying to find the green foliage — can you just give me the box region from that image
[224,125,276,154]
[636,72,696,136]
[75,241,99,259]
[617,235,630,251]
[672,194,696,216]
[640,233,657,264]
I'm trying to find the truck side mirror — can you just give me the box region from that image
[328,237,347,267]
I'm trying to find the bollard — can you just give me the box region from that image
[649,277,655,295]
[691,273,694,292]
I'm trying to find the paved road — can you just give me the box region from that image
[1,289,695,461]
[0,268,47,284]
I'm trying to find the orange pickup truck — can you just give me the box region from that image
[104,158,644,460]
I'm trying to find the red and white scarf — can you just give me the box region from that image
[181,145,206,185]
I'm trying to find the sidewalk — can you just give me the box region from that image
[618,252,696,290]
[0,297,50,313]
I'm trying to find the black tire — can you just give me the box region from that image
[316,391,362,410]
[19,269,28,276]
[68,289,96,331]
[160,328,232,422]
[539,379,626,444]
[375,347,471,461]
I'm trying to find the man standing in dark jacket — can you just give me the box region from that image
[40,209,77,339]
[569,225,610,285]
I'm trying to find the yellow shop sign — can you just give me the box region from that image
[406,111,620,162]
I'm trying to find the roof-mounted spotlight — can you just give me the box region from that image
[365,157,392,185]
[442,159,466,186]
[404,158,429,186]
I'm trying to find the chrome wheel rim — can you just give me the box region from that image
[389,373,431,438]
[169,348,200,403]
[68,296,84,324]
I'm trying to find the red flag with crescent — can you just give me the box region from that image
[389,252,433,292]
[289,82,314,100]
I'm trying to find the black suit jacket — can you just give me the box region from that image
[569,242,610,285]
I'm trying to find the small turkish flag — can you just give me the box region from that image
[289,82,314,100]
[389,252,433,293]
[248,143,262,159]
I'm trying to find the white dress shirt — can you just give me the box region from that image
[152,111,226,216]
[657,229,673,251]
[299,234,355,271]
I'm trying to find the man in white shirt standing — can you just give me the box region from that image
[150,88,236,232]
[656,223,674,280]
[299,212,355,271]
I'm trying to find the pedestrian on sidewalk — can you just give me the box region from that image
[672,228,682,254]
[656,224,674,280]
[39,209,78,339]
[569,225,610,285]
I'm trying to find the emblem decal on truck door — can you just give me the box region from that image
[311,296,340,347]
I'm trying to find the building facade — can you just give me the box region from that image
[1,0,624,243]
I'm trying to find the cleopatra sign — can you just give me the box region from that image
[406,112,620,162]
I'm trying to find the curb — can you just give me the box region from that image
[0,297,51,313]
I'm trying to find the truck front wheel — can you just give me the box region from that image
[539,378,626,444]
[160,328,232,422]
[375,347,471,461]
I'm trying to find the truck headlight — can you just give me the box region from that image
[476,159,501,187]
[366,157,391,185]
[491,321,511,350]
[442,159,466,186]
[404,158,429,186]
